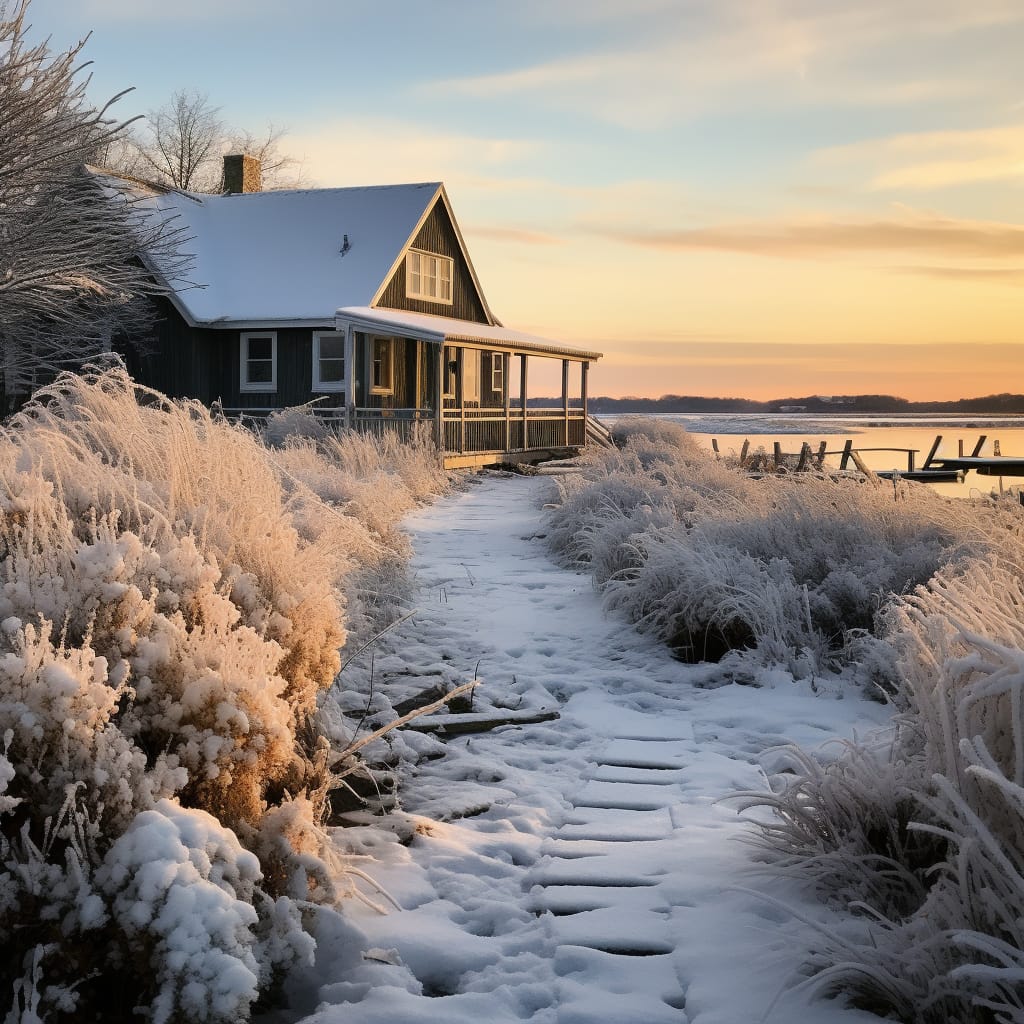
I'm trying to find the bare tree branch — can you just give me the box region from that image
[0,0,188,402]
[101,90,306,193]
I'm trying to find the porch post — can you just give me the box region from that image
[343,324,354,429]
[581,361,589,441]
[520,354,529,451]
[434,341,444,453]
[503,353,511,454]
[562,359,570,447]
[456,348,466,454]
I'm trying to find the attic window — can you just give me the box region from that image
[240,332,276,392]
[406,250,453,304]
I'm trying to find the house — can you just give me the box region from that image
[110,155,603,469]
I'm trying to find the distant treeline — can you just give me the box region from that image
[525,393,1024,414]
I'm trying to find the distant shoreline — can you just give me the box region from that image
[529,393,1024,415]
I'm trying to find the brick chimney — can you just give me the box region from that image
[223,154,261,194]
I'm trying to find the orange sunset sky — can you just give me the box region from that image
[34,0,1024,400]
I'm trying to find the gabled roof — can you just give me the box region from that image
[110,176,449,326]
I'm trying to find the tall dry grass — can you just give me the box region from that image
[0,366,448,1023]
[547,418,1014,680]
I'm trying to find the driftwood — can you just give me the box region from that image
[403,707,560,736]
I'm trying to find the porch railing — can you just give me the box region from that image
[350,408,434,443]
[441,407,586,455]
[218,405,587,458]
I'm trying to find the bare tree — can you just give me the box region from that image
[0,0,185,404]
[137,89,225,191]
[102,89,305,192]
[227,123,307,190]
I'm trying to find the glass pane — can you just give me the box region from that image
[320,359,344,383]
[247,360,272,383]
[319,336,344,359]
[247,336,272,360]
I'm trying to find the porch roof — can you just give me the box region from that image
[336,306,602,362]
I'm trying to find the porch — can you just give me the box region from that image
[337,307,601,470]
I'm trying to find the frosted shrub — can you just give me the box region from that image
[95,800,270,1024]
[739,558,1024,1021]
[0,368,447,1022]
[262,405,330,447]
[547,419,1005,675]
[265,426,449,637]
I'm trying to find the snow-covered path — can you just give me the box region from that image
[291,476,889,1024]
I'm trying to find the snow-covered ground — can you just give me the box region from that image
[281,474,892,1024]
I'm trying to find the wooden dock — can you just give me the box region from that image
[708,432,1024,487]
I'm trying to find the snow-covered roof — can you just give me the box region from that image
[123,179,443,326]
[337,307,603,361]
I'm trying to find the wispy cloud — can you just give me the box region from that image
[467,226,565,246]
[896,265,1024,282]
[599,213,1024,260]
[817,123,1024,190]
[286,117,545,190]
[430,0,1024,127]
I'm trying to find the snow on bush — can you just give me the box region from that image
[263,424,450,638]
[0,367,447,1022]
[547,418,1008,678]
[740,557,1024,1022]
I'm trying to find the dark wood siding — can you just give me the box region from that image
[124,298,221,403]
[219,326,340,411]
[376,202,490,324]
[126,303,345,412]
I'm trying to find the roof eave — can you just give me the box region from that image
[335,309,602,362]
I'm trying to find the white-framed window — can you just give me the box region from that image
[462,347,480,405]
[491,352,504,393]
[312,331,345,392]
[240,332,276,392]
[371,337,394,395]
[406,249,453,304]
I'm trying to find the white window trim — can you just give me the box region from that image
[491,353,504,393]
[370,336,395,396]
[312,331,346,393]
[240,331,277,393]
[406,249,454,305]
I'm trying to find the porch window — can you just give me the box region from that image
[313,332,345,392]
[491,353,504,393]
[240,332,276,392]
[406,250,453,304]
[462,348,481,405]
[371,337,394,394]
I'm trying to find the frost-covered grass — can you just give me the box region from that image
[740,558,1024,1023]
[551,418,1024,1022]
[0,367,448,1023]
[547,417,1012,681]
